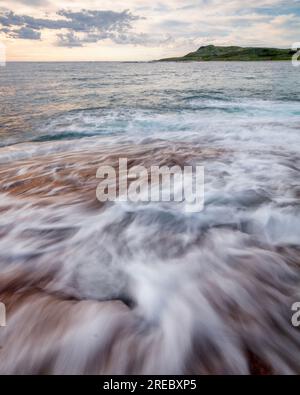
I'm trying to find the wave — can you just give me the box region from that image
[0,139,299,374]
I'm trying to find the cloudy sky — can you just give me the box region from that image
[0,0,299,61]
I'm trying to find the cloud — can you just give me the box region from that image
[0,8,141,30]
[56,31,82,47]
[57,9,141,32]
[11,26,41,39]
[111,32,172,46]
[10,0,49,5]
[0,8,146,45]
[56,30,171,48]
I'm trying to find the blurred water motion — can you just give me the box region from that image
[0,62,300,374]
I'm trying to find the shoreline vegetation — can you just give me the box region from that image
[157,44,295,62]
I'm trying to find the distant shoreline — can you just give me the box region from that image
[3,59,293,64]
[157,44,295,62]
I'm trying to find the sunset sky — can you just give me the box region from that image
[1,0,299,61]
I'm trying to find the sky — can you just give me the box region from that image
[0,0,299,61]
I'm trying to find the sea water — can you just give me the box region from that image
[0,61,299,374]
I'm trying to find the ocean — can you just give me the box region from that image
[0,61,300,374]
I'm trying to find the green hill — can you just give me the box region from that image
[158,44,295,61]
